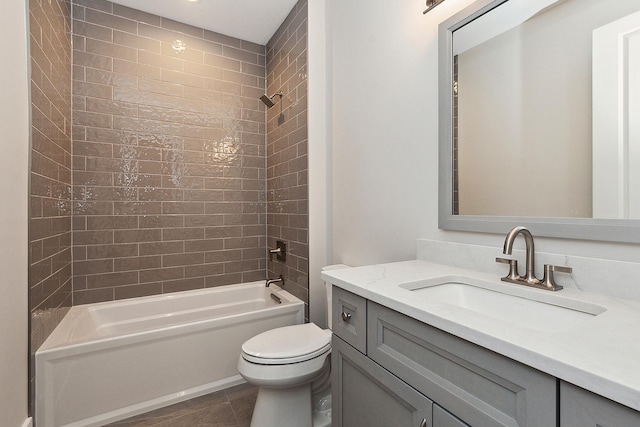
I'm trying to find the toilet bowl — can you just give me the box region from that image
[238,323,332,427]
[237,264,348,427]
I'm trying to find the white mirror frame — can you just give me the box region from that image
[438,0,640,243]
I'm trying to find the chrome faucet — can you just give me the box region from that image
[496,226,571,291]
[265,275,285,288]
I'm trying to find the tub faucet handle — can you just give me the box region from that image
[269,241,287,262]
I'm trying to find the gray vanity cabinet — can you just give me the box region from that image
[331,286,557,427]
[433,405,470,427]
[330,286,640,426]
[332,335,433,427]
[560,381,640,426]
[367,302,557,427]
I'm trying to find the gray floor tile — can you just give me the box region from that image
[105,385,256,427]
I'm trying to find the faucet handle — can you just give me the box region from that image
[541,264,572,291]
[549,265,572,274]
[496,257,520,281]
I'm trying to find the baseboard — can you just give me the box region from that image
[22,417,33,427]
[50,376,246,427]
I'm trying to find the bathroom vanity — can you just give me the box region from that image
[325,260,640,427]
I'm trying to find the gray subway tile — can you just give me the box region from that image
[66,0,277,306]
[86,271,138,289]
[114,255,161,271]
[113,229,161,243]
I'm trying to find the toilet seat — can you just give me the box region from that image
[241,323,331,365]
[238,265,349,427]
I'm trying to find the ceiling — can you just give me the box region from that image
[109,0,299,45]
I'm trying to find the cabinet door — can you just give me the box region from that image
[332,335,432,427]
[367,302,558,427]
[560,381,640,426]
[433,404,470,427]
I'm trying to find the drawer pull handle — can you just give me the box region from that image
[341,312,352,322]
[419,419,427,427]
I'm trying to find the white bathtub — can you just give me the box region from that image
[35,281,304,427]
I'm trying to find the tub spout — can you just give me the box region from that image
[265,275,285,287]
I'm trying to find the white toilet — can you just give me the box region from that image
[237,265,348,427]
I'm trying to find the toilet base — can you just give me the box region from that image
[312,407,332,427]
[251,384,313,427]
[312,391,332,427]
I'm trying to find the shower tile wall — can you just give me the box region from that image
[29,0,73,409]
[266,0,309,315]
[71,0,267,303]
[29,0,73,370]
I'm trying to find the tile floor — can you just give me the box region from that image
[106,383,257,427]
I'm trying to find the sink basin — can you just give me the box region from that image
[400,275,606,332]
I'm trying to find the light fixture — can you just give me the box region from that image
[423,0,446,14]
[172,39,187,53]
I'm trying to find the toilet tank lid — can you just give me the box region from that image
[241,323,331,360]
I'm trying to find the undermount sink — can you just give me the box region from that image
[400,275,606,332]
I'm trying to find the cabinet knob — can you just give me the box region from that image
[341,312,352,322]
[419,419,428,427]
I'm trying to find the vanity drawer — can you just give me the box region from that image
[331,286,367,354]
[367,302,557,427]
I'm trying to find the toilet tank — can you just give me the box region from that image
[321,264,350,330]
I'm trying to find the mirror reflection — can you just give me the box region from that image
[453,0,640,219]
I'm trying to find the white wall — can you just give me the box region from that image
[308,0,330,326]
[0,0,31,426]
[326,0,473,267]
[324,0,640,280]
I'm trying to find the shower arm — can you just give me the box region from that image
[260,91,284,109]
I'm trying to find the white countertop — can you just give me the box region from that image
[322,260,640,412]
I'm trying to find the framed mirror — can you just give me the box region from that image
[438,0,640,243]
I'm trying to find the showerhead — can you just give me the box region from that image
[259,91,283,108]
[260,94,275,108]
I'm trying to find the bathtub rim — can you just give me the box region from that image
[35,281,305,427]
[36,282,303,356]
